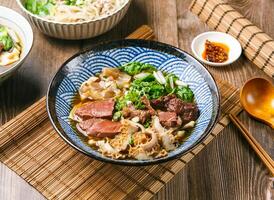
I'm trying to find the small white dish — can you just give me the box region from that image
[191,31,242,67]
[0,6,33,82]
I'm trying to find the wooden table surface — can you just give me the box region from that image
[0,0,273,199]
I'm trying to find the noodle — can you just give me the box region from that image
[27,0,128,23]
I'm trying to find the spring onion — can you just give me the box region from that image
[157,71,166,84]
[175,80,188,87]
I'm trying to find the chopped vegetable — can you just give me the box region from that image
[65,0,76,5]
[169,77,174,89]
[177,130,186,138]
[115,98,126,111]
[129,134,134,145]
[65,0,84,6]
[115,77,167,112]
[156,71,166,84]
[183,121,195,129]
[25,0,56,16]
[176,86,194,102]
[131,78,166,99]
[153,71,168,84]
[115,90,145,111]
[113,111,122,121]
[133,72,150,80]
[119,62,156,75]
[7,29,19,43]
[164,74,178,93]
[144,120,151,128]
[153,71,162,84]
[147,83,166,99]
[175,80,188,87]
[138,74,155,82]
[165,74,179,84]
[0,26,14,51]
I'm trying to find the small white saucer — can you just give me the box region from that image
[191,31,242,67]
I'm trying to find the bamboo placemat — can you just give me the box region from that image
[190,0,274,78]
[0,25,242,200]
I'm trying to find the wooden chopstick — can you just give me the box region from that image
[229,114,274,176]
[229,114,274,167]
[233,115,274,167]
[126,25,155,40]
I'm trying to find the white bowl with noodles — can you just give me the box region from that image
[16,0,132,40]
[0,6,33,82]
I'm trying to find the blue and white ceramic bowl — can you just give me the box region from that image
[47,39,220,165]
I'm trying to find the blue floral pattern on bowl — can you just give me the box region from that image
[47,39,220,165]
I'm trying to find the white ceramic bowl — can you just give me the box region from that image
[0,6,33,82]
[16,0,131,40]
[191,31,242,67]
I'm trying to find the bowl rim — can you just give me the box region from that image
[15,0,131,25]
[47,39,221,166]
[0,6,34,77]
[191,31,242,67]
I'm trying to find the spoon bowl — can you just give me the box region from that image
[240,77,274,129]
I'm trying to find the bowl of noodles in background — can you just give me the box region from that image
[15,0,131,40]
[0,6,33,82]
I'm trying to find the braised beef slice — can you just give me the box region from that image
[75,99,115,119]
[78,118,98,131]
[87,120,122,138]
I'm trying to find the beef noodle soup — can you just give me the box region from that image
[70,62,199,160]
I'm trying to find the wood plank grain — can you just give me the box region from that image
[165,0,273,200]
[0,1,80,200]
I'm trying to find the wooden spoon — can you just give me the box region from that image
[240,77,274,129]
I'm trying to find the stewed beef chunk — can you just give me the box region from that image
[181,103,199,123]
[151,94,199,124]
[150,94,176,109]
[158,111,182,127]
[141,96,156,115]
[150,98,163,109]
[166,98,199,123]
[122,105,151,124]
[165,98,185,114]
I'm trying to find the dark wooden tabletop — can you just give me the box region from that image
[0,0,273,199]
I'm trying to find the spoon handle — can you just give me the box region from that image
[229,114,274,177]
